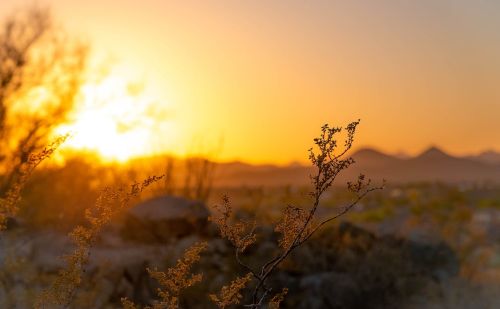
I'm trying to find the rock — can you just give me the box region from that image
[299,272,360,309]
[3,216,23,230]
[121,195,210,243]
[402,239,459,281]
[280,222,460,309]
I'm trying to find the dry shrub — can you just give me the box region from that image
[0,135,67,229]
[275,205,314,250]
[211,195,257,253]
[0,6,87,195]
[210,121,384,308]
[268,288,288,309]
[209,273,253,309]
[122,242,208,309]
[182,157,217,202]
[35,175,163,308]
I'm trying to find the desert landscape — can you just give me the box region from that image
[1,1,499,308]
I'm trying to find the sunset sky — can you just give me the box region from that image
[2,0,499,164]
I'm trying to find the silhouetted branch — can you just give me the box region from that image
[211,121,384,308]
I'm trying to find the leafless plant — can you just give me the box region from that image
[209,273,253,309]
[182,157,217,202]
[162,156,176,196]
[0,5,87,194]
[122,242,208,309]
[0,135,68,229]
[35,175,164,308]
[210,121,385,308]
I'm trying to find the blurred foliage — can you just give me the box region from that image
[0,6,87,196]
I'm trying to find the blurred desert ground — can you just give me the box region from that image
[1,147,500,308]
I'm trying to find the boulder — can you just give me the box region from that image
[121,195,210,243]
[279,222,460,309]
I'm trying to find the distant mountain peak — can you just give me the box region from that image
[472,149,500,164]
[351,147,396,162]
[417,146,450,159]
[352,147,387,157]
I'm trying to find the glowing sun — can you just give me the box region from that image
[56,75,173,162]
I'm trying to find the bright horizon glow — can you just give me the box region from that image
[3,0,500,164]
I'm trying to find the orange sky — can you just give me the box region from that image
[2,1,500,164]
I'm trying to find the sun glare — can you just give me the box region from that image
[56,75,172,162]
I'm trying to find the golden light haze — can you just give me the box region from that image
[2,0,500,164]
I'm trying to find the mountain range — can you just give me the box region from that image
[212,147,500,187]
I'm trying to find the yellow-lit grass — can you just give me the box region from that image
[121,242,207,309]
[35,175,163,308]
